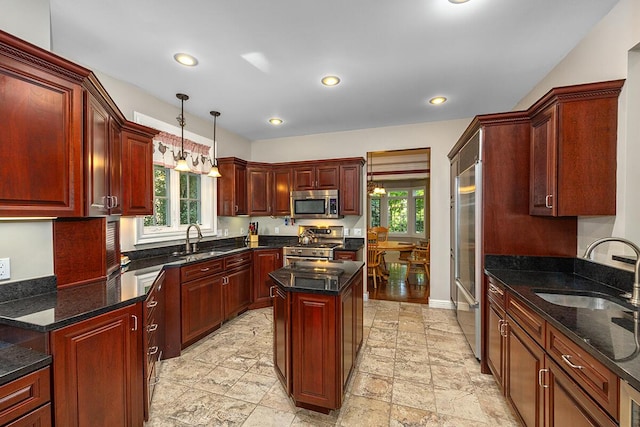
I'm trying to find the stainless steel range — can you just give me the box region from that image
[283,225,344,265]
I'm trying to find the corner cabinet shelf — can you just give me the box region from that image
[529,80,624,216]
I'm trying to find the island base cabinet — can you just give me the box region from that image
[272,286,291,394]
[292,293,338,412]
[51,304,143,427]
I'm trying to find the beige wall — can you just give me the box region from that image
[514,0,640,262]
[0,0,50,49]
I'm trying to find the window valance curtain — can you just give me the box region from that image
[152,131,212,174]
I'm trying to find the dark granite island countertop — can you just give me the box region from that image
[484,255,640,391]
[269,260,365,294]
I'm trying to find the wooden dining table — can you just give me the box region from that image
[373,241,416,277]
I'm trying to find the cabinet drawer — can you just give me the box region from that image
[224,252,252,269]
[181,258,224,282]
[4,402,51,427]
[0,367,51,426]
[546,324,618,420]
[334,251,356,261]
[487,278,506,308]
[507,294,545,346]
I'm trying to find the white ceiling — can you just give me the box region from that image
[49,0,619,141]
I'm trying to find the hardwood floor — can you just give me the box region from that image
[367,262,429,304]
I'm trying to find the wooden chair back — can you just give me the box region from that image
[367,230,379,245]
[370,226,389,242]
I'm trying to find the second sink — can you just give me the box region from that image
[535,290,630,311]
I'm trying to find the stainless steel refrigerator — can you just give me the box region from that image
[452,130,482,359]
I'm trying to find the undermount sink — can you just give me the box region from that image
[534,290,630,311]
[172,250,227,260]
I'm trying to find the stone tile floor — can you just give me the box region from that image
[146,300,519,426]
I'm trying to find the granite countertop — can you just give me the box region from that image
[0,341,51,386]
[269,260,364,295]
[484,255,640,391]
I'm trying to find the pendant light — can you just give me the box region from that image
[367,152,386,196]
[207,111,222,178]
[174,93,191,172]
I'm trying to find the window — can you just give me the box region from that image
[179,172,201,225]
[369,185,426,238]
[144,165,170,227]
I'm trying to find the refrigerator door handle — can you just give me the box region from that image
[456,279,479,309]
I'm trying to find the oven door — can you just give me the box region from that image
[283,255,331,266]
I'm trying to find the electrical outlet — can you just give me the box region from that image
[0,258,10,280]
[275,227,280,234]
[240,228,244,235]
[353,228,362,236]
[224,229,229,236]
[344,228,350,236]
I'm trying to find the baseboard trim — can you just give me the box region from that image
[427,299,454,310]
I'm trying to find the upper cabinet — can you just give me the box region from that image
[121,125,156,216]
[293,164,339,190]
[339,161,364,216]
[529,80,624,216]
[0,30,86,217]
[218,157,248,216]
[246,165,293,217]
[0,30,158,218]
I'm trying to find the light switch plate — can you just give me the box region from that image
[344,228,349,236]
[275,227,280,234]
[0,258,10,280]
[353,228,362,236]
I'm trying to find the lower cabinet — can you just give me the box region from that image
[51,304,143,427]
[252,248,282,309]
[0,367,51,427]
[274,266,364,413]
[143,270,165,421]
[486,276,619,427]
[181,273,224,347]
[333,250,357,261]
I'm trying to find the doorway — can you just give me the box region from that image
[366,148,431,303]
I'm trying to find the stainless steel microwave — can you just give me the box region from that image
[290,189,341,219]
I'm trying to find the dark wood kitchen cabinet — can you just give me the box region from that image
[0,367,51,427]
[292,164,339,190]
[223,252,252,319]
[121,127,156,216]
[339,162,363,216]
[143,270,165,421]
[272,284,291,394]
[251,248,282,309]
[247,165,293,217]
[180,258,224,347]
[51,303,143,427]
[85,93,122,216]
[486,279,506,390]
[217,157,247,216]
[0,30,85,217]
[529,80,624,216]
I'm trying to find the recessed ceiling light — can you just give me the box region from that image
[448,0,470,3]
[429,96,447,105]
[269,118,283,125]
[174,53,199,67]
[321,76,341,86]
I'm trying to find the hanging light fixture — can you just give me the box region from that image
[368,152,386,196]
[174,93,191,172]
[367,152,376,195]
[207,111,222,178]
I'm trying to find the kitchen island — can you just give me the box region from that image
[269,260,364,413]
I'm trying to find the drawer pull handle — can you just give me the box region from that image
[561,354,584,370]
[538,368,549,388]
[148,346,159,355]
[147,300,158,308]
[545,194,553,208]
[270,286,275,298]
[499,320,508,338]
[200,267,210,272]
[147,324,158,332]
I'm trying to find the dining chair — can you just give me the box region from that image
[370,226,389,242]
[405,243,430,284]
[367,242,383,289]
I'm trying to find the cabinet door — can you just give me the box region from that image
[293,167,316,190]
[108,119,123,215]
[339,163,362,215]
[506,315,545,427]
[487,302,505,390]
[272,168,292,216]
[273,286,291,394]
[316,165,339,189]
[217,159,247,216]
[181,275,223,345]
[341,285,354,389]
[530,106,556,216]
[235,165,247,215]
[252,249,282,309]
[85,96,110,217]
[121,130,154,216]
[224,266,251,319]
[292,292,338,409]
[545,358,617,427]
[247,168,272,216]
[354,271,363,352]
[0,49,84,217]
[51,304,143,427]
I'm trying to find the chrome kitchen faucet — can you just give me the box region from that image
[583,237,640,306]
[185,223,203,253]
